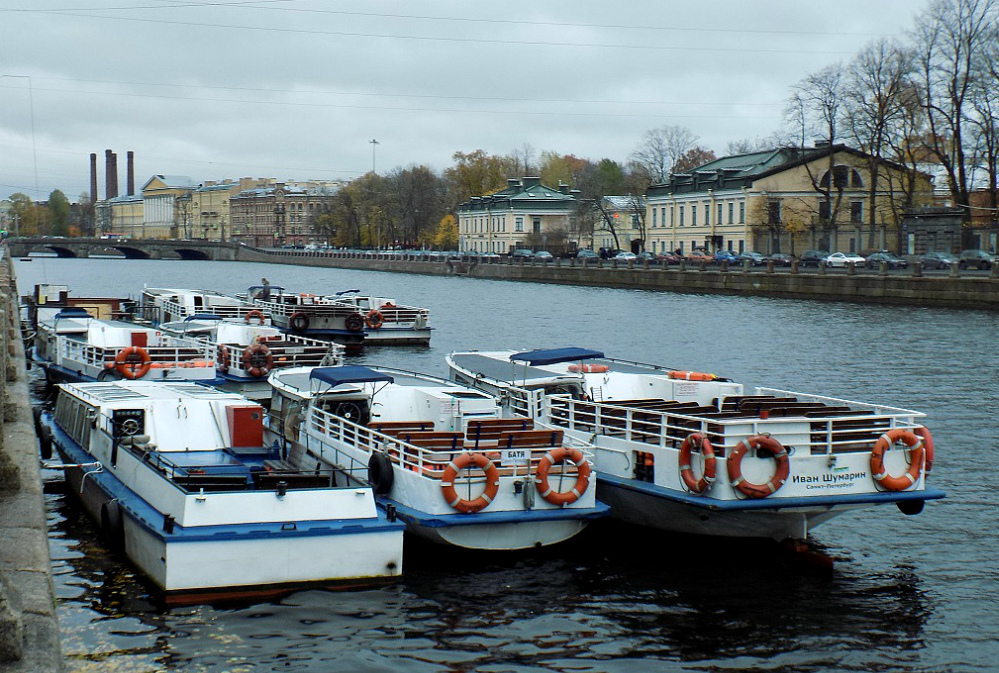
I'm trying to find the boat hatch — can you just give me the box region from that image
[53,308,93,320]
[185,313,223,322]
[510,347,604,366]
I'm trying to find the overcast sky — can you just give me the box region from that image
[0,0,934,203]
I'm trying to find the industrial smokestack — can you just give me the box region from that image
[110,152,119,198]
[127,151,135,196]
[90,153,98,203]
[105,150,114,200]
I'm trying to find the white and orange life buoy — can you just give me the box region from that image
[216,344,230,373]
[727,435,789,498]
[678,432,716,494]
[441,453,500,514]
[115,346,152,380]
[244,309,266,325]
[870,428,925,491]
[668,370,717,381]
[535,447,591,506]
[567,363,609,373]
[365,309,384,330]
[242,342,273,378]
[914,426,935,474]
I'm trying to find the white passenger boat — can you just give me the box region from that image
[160,314,343,401]
[242,286,431,353]
[327,289,433,346]
[446,347,945,543]
[267,365,609,550]
[141,287,265,325]
[40,381,404,604]
[33,307,216,385]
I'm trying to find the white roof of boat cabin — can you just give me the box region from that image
[450,350,585,384]
[269,366,488,398]
[64,381,253,404]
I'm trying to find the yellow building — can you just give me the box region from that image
[141,175,197,238]
[95,194,144,237]
[457,177,578,254]
[645,144,934,257]
[188,178,274,241]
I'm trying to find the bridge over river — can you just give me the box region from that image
[6,236,238,261]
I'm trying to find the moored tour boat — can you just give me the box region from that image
[160,313,343,400]
[446,347,945,543]
[242,285,368,354]
[267,365,609,550]
[39,381,404,604]
[141,287,265,325]
[33,307,216,385]
[327,289,432,346]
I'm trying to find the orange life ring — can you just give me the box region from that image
[217,344,230,373]
[727,435,790,498]
[242,343,273,378]
[915,426,935,474]
[567,363,609,373]
[678,432,716,494]
[535,447,591,506]
[244,309,266,325]
[668,370,717,381]
[114,346,152,380]
[441,452,500,514]
[365,309,384,330]
[870,429,925,491]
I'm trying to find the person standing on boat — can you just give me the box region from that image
[259,277,271,300]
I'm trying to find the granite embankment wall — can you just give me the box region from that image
[237,248,999,310]
[0,254,63,672]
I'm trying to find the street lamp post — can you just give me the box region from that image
[369,139,379,174]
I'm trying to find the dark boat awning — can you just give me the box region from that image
[509,347,604,366]
[53,308,92,319]
[185,313,223,322]
[309,366,394,388]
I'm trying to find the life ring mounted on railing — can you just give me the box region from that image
[244,309,266,325]
[535,447,591,506]
[667,370,717,381]
[870,428,926,491]
[345,312,365,333]
[567,363,609,373]
[115,346,152,380]
[242,343,274,378]
[441,452,500,514]
[217,344,230,373]
[678,432,716,494]
[726,435,789,498]
[289,311,310,332]
[365,309,384,330]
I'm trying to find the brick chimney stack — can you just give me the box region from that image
[127,151,135,195]
[105,150,114,199]
[110,152,119,198]
[90,153,98,203]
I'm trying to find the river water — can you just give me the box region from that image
[15,256,999,673]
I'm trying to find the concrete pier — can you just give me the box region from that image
[0,253,63,672]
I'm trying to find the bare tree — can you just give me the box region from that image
[843,39,913,248]
[970,22,999,241]
[911,0,997,215]
[630,125,697,184]
[787,63,849,245]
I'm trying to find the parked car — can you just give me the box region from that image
[658,251,682,265]
[685,249,713,263]
[767,252,795,267]
[864,251,909,269]
[825,252,867,268]
[957,249,995,270]
[714,250,740,264]
[799,250,831,268]
[736,251,768,266]
[614,251,637,262]
[918,251,958,269]
[576,248,599,260]
[635,251,659,265]
[511,248,534,259]
[534,250,554,262]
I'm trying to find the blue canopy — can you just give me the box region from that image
[185,313,223,322]
[53,308,92,319]
[309,366,394,388]
[509,347,604,366]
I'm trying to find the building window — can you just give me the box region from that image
[669,206,674,227]
[691,205,697,227]
[679,206,685,227]
[739,202,745,224]
[819,201,830,221]
[704,203,709,226]
[728,202,734,224]
[717,203,723,226]
[850,201,863,223]
[532,217,541,234]
[662,207,667,228]
[515,217,523,232]
[652,209,657,228]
